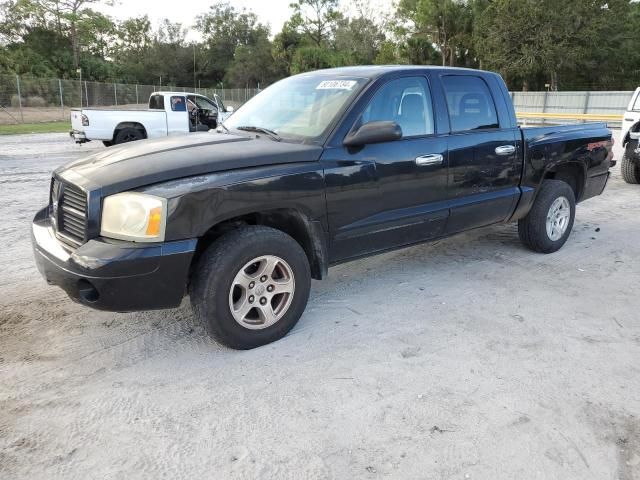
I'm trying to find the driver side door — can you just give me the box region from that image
[323,75,449,262]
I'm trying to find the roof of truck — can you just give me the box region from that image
[152,91,203,96]
[298,65,493,79]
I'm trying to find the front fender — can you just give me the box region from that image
[139,163,328,241]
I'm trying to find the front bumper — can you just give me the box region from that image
[31,207,197,312]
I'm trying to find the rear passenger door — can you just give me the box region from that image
[440,75,521,233]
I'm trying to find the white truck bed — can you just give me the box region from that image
[71,109,168,142]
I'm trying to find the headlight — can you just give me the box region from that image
[101,192,167,242]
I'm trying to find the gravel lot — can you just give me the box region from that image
[1,133,639,480]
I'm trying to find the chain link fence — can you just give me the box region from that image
[0,74,260,125]
[0,73,636,126]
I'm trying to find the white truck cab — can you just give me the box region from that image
[70,91,234,146]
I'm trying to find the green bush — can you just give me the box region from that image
[25,95,47,107]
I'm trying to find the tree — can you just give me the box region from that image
[112,16,152,82]
[11,0,112,69]
[334,15,385,65]
[475,0,631,90]
[0,0,115,78]
[196,3,271,85]
[272,19,304,76]
[226,29,282,87]
[397,0,474,67]
[289,0,340,47]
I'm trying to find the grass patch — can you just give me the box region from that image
[0,121,71,135]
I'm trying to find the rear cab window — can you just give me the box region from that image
[149,95,164,110]
[442,76,500,132]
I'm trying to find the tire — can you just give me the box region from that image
[114,127,144,145]
[621,143,640,184]
[518,179,576,254]
[190,225,311,349]
[102,140,114,147]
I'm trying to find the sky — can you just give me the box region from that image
[98,0,394,40]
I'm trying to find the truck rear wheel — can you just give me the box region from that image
[190,226,311,349]
[621,143,640,184]
[114,127,144,145]
[518,179,576,253]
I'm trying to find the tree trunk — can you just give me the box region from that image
[71,23,79,69]
[550,71,558,91]
[522,80,529,92]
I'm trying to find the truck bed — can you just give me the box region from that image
[71,108,167,142]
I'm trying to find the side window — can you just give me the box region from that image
[361,77,434,137]
[442,76,499,132]
[194,95,218,112]
[171,96,186,112]
[149,94,164,110]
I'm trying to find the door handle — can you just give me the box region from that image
[415,154,444,166]
[495,145,516,156]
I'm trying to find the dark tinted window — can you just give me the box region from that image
[442,76,499,132]
[149,94,164,110]
[362,77,435,137]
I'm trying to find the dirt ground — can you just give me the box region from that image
[0,133,639,480]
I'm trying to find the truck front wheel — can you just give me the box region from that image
[621,142,640,184]
[518,179,576,253]
[190,226,311,349]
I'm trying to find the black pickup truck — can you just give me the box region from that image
[32,66,614,349]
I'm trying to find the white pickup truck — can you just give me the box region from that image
[620,87,640,184]
[70,91,234,146]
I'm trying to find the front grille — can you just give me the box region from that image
[51,178,87,247]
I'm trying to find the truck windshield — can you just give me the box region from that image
[224,75,368,142]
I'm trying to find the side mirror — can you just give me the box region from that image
[225,106,234,113]
[343,121,402,148]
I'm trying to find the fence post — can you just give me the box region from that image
[84,81,89,107]
[114,83,117,106]
[583,91,591,114]
[135,84,139,105]
[58,79,64,120]
[542,90,549,125]
[15,74,24,123]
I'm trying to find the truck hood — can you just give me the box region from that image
[56,132,323,195]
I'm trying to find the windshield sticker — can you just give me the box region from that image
[316,80,357,90]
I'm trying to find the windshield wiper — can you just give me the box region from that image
[236,125,281,142]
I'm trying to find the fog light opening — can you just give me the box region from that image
[77,279,99,303]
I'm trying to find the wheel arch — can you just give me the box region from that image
[113,122,148,141]
[543,161,586,202]
[622,120,640,147]
[192,208,328,281]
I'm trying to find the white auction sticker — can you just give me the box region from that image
[316,80,357,90]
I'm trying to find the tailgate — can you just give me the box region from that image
[70,109,84,131]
